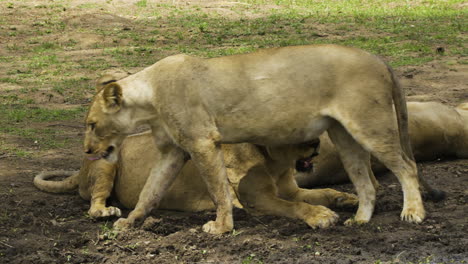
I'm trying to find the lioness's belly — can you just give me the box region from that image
[218,115,333,145]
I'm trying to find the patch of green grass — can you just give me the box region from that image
[135,0,147,8]
[242,253,263,264]
[33,42,59,53]
[27,54,59,70]
[0,56,13,62]
[50,77,93,100]
[12,149,32,158]
[0,94,33,105]
[78,3,100,9]
[227,0,466,66]
[99,222,118,240]
[0,126,78,152]
[103,46,165,67]
[0,77,20,84]
[0,105,86,124]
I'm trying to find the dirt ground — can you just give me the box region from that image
[0,1,467,263]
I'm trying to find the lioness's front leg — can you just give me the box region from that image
[114,128,187,230]
[183,138,234,234]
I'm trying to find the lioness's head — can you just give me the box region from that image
[83,77,133,163]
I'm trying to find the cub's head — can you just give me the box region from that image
[266,139,320,172]
[294,139,320,173]
[83,76,131,163]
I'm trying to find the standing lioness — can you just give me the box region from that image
[84,45,424,234]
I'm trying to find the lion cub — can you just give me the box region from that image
[35,132,357,229]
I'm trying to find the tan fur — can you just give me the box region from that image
[84,45,425,233]
[35,131,358,228]
[296,101,468,187]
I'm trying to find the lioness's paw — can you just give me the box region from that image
[202,220,233,235]
[88,206,122,218]
[304,206,339,229]
[333,193,359,208]
[344,217,368,226]
[113,217,134,230]
[401,207,425,223]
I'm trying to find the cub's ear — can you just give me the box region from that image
[102,82,123,113]
[96,74,118,91]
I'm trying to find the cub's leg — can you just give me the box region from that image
[276,168,358,208]
[84,160,121,218]
[238,166,338,229]
[327,122,377,225]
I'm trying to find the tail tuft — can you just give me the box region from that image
[424,189,446,203]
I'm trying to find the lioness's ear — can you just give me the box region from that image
[102,83,123,113]
[96,74,118,91]
[456,102,468,111]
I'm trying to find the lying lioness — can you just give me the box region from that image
[296,101,468,187]
[83,44,425,233]
[35,131,358,229]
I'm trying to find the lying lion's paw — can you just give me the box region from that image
[401,207,425,224]
[304,206,339,229]
[202,220,233,235]
[333,193,359,208]
[88,206,122,218]
[113,217,134,230]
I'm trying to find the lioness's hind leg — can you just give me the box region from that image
[333,116,425,223]
[239,166,338,229]
[370,148,424,223]
[327,122,376,225]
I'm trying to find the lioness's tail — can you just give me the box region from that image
[386,63,414,161]
[387,63,445,202]
[34,171,80,193]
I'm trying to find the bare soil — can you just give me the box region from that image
[0,1,467,263]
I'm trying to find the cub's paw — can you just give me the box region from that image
[333,193,359,208]
[113,217,134,230]
[401,207,425,224]
[304,205,339,229]
[202,220,233,235]
[88,206,122,218]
